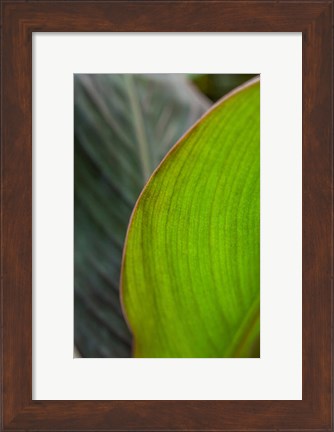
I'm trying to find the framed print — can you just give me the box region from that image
[33,33,301,401]
[1,1,333,431]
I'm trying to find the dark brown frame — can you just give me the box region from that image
[1,1,333,431]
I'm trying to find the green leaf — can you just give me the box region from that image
[121,78,260,358]
[74,74,210,357]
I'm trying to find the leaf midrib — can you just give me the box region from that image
[124,75,151,182]
[224,293,260,357]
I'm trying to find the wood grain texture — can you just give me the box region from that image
[1,1,332,431]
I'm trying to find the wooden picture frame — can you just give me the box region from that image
[1,1,332,430]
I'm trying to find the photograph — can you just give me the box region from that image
[3,0,332,429]
[74,73,260,358]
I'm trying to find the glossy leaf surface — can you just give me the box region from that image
[122,78,260,358]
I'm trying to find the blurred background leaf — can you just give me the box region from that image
[190,74,258,102]
[74,74,210,357]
